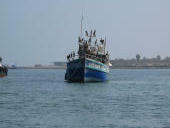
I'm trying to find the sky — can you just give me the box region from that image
[0,0,170,66]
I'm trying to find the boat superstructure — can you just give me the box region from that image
[65,28,111,82]
[0,57,8,77]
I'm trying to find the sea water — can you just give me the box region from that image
[0,69,170,128]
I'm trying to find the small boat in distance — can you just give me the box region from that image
[0,57,8,77]
[65,19,111,82]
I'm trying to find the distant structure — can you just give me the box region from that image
[136,54,141,62]
[53,62,66,67]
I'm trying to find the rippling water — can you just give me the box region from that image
[0,69,170,128]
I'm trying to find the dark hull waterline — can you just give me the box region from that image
[65,58,109,82]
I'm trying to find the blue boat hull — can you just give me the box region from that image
[84,68,108,82]
[65,58,109,82]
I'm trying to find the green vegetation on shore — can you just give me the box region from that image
[110,55,170,68]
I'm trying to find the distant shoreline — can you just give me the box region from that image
[8,57,170,70]
[8,66,170,70]
[8,66,65,70]
[111,66,170,69]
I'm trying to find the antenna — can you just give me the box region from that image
[80,14,83,36]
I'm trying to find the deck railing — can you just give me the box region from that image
[67,53,109,64]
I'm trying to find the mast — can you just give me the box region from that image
[80,15,83,36]
[104,37,106,54]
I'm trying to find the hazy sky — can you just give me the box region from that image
[0,0,170,65]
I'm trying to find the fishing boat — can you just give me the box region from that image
[65,19,111,82]
[0,57,8,77]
